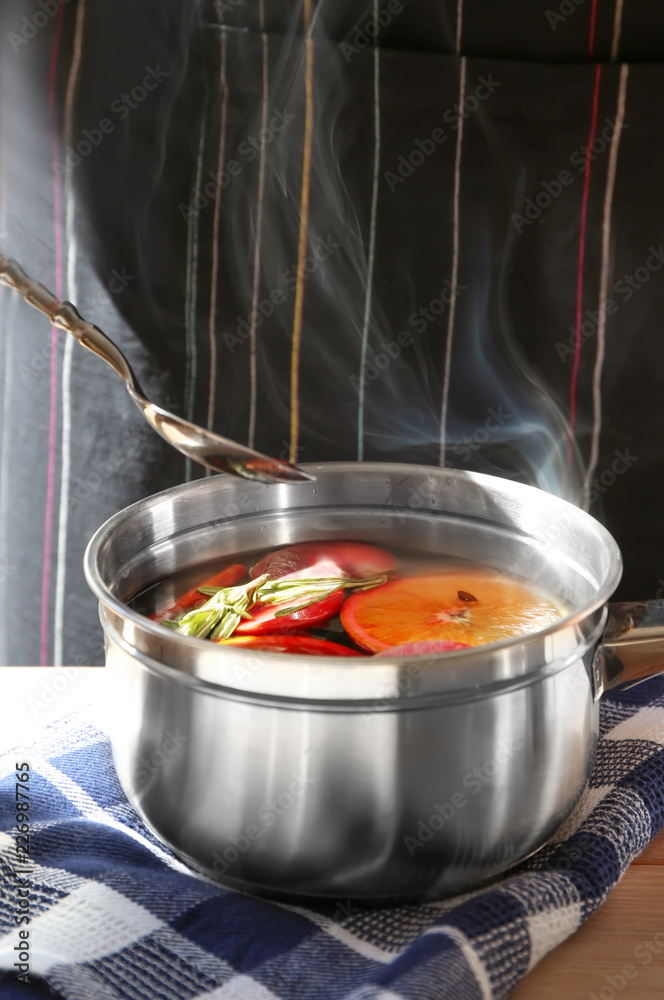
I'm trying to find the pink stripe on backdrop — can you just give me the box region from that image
[587,0,598,57]
[41,5,65,665]
[567,63,602,473]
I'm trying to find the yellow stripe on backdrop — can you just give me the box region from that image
[289,0,314,464]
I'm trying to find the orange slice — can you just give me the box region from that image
[340,569,564,653]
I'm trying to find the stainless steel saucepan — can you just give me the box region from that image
[84,463,664,899]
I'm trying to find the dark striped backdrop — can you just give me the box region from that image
[0,0,663,665]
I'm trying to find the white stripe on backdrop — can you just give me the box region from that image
[611,0,624,61]
[248,32,269,451]
[184,111,208,482]
[438,55,466,467]
[54,0,87,667]
[357,1,381,462]
[455,0,464,54]
[207,28,228,448]
[582,63,629,508]
[0,293,17,666]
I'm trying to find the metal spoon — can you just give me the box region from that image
[0,255,314,484]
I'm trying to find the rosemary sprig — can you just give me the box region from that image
[172,570,388,640]
[175,574,268,639]
[268,574,388,617]
[273,589,341,617]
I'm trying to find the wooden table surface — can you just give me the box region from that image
[512,826,664,999]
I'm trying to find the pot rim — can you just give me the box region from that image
[84,463,623,700]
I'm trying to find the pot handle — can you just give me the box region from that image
[594,601,664,692]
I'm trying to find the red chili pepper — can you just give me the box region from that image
[234,588,345,636]
[251,541,397,580]
[219,634,364,656]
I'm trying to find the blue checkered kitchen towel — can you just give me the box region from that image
[1,677,663,1000]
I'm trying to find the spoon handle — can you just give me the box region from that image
[0,254,141,393]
